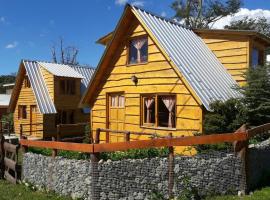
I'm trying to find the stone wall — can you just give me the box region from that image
[23,151,245,200]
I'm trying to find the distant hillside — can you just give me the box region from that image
[0,75,16,93]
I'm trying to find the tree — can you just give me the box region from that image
[0,75,16,93]
[51,38,79,65]
[238,65,270,126]
[171,0,242,28]
[225,16,270,37]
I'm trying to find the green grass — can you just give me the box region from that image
[0,180,71,200]
[207,187,270,200]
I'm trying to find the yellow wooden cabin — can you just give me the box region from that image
[80,5,270,150]
[9,60,95,139]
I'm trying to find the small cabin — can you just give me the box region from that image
[9,60,95,139]
[0,83,14,120]
[81,5,269,152]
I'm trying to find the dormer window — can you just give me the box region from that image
[24,76,31,88]
[60,79,76,95]
[128,36,148,64]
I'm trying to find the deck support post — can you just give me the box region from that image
[0,133,4,179]
[168,133,174,199]
[51,137,57,158]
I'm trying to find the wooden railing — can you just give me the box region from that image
[20,123,43,138]
[0,121,13,135]
[55,123,88,142]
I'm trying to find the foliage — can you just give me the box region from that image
[0,75,16,93]
[171,0,241,28]
[1,113,14,126]
[206,187,270,200]
[100,148,169,161]
[83,124,91,144]
[0,180,71,200]
[176,175,200,200]
[203,98,246,134]
[225,16,270,37]
[237,65,270,126]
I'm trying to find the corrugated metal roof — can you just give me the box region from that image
[0,94,11,106]
[38,62,84,79]
[132,6,241,111]
[23,60,57,114]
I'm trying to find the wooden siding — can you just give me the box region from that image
[198,34,250,84]
[91,22,203,153]
[40,67,54,101]
[14,75,43,138]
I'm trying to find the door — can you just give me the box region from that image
[108,93,125,142]
[30,105,37,136]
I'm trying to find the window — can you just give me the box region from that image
[59,79,76,95]
[128,36,148,64]
[24,76,31,88]
[56,110,75,125]
[110,94,125,108]
[18,105,27,119]
[252,48,264,67]
[142,94,176,128]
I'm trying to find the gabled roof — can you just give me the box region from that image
[9,60,95,114]
[38,62,84,79]
[81,4,240,111]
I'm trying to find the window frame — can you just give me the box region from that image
[59,79,76,95]
[127,35,148,66]
[251,46,265,68]
[24,76,31,88]
[140,94,177,130]
[18,105,27,119]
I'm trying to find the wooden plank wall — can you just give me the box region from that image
[198,34,250,84]
[14,75,43,138]
[40,67,54,101]
[91,21,203,149]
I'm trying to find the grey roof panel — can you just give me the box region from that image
[0,94,11,106]
[23,60,57,114]
[132,6,241,111]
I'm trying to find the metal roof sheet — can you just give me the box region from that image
[38,62,84,79]
[132,6,241,111]
[0,94,11,106]
[23,60,57,114]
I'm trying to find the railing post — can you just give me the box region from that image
[0,133,4,179]
[51,137,58,158]
[106,130,109,143]
[56,124,61,141]
[125,131,130,142]
[91,128,101,200]
[168,132,174,198]
[20,124,23,139]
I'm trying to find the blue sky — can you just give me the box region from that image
[0,0,269,75]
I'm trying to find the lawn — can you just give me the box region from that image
[0,180,71,200]
[207,187,270,200]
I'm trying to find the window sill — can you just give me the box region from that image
[140,125,176,131]
[126,61,148,67]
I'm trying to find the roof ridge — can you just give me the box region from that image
[128,3,189,30]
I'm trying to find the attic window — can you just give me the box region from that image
[129,36,148,64]
[59,79,76,95]
[24,76,31,88]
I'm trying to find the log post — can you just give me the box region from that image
[0,133,4,179]
[91,128,101,200]
[168,133,174,199]
[125,131,130,142]
[56,124,61,142]
[106,130,109,143]
[19,124,23,139]
[51,137,57,158]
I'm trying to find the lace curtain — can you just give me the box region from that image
[161,96,176,128]
[145,97,154,123]
[132,38,147,63]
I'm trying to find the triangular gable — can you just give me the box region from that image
[9,60,57,114]
[81,5,240,111]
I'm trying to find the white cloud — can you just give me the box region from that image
[115,0,128,6]
[131,1,145,7]
[5,41,18,49]
[0,17,5,23]
[161,11,166,17]
[212,8,270,29]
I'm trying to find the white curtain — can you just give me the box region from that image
[145,97,154,123]
[161,96,176,128]
[132,38,147,63]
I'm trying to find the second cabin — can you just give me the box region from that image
[80,5,270,150]
[9,60,95,139]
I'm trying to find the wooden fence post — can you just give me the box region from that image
[56,124,61,141]
[105,130,109,143]
[51,137,57,158]
[168,133,174,199]
[20,124,23,139]
[0,133,4,179]
[91,128,101,200]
